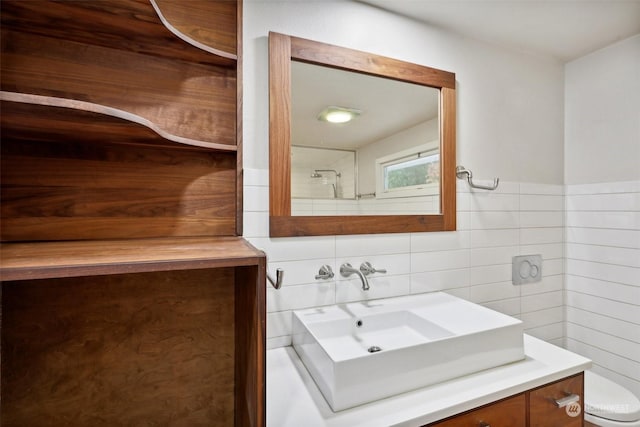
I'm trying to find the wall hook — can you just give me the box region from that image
[267,268,284,289]
[456,165,499,191]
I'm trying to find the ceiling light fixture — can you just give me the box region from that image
[317,106,362,124]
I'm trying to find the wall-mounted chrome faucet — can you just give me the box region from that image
[360,261,387,276]
[340,263,370,291]
[315,264,335,280]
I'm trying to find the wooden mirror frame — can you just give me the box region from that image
[269,32,456,237]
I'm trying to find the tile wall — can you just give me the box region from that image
[565,180,640,397]
[244,168,565,350]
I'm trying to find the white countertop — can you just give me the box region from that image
[267,334,591,427]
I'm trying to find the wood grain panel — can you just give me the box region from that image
[1,0,236,66]
[2,30,236,146]
[269,32,292,218]
[529,373,584,427]
[1,135,237,241]
[1,269,236,426]
[270,214,445,237]
[441,87,457,231]
[0,237,264,281]
[235,262,266,427]
[288,33,455,89]
[426,394,526,426]
[154,0,237,57]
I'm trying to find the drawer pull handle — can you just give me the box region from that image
[555,393,580,408]
[479,423,490,427]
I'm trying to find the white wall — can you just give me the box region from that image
[565,35,640,185]
[564,35,640,397]
[243,0,567,350]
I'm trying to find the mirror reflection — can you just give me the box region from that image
[290,60,441,216]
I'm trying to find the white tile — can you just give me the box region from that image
[520,195,564,211]
[566,306,640,343]
[456,192,471,211]
[520,227,563,245]
[471,211,520,230]
[471,229,519,248]
[468,264,512,285]
[566,291,640,324]
[520,211,563,228]
[567,259,640,286]
[566,243,640,268]
[566,323,640,362]
[267,336,291,350]
[524,322,564,342]
[243,211,270,237]
[410,269,470,293]
[520,274,563,296]
[248,236,336,262]
[566,227,640,249]
[521,291,563,313]
[542,259,564,276]
[267,282,335,312]
[566,211,640,230]
[411,231,471,252]
[336,234,410,257]
[243,185,269,212]
[469,193,519,211]
[457,211,472,230]
[566,193,639,211]
[481,298,521,316]
[470,246,518,267]
[410,249,469,273]
[566,180,640,195]
[335,274,411,303]
[520,183,564,195]
[267,311,292,338]
[566,274,640,303]
[469,281,519,303]
[244,168,269,186]
[521,307,564,329]
[566,339,640,385]
[519,243,563,260]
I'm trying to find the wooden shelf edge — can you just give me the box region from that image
[0,237,266,281]
[1,91,237,152]
[150,0,238,62]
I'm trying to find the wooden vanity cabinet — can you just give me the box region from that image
[1,1,265,426]
[425,373,584,427]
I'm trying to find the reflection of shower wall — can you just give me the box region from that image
[291,150,355,199]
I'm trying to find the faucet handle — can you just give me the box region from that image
[360,261,387,276]
[315,264,335,280]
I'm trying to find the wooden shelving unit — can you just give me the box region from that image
[1,1,264,426]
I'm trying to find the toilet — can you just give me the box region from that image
[584,370,640,427]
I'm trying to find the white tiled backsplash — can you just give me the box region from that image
[243,168,566,350]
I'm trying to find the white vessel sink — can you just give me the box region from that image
[292,292,524,411]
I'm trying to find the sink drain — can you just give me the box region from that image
[367,346,382,353]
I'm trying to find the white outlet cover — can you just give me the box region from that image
[512,254,542,285]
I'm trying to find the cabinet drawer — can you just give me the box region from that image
[427,394,526,427]
[529,373,584,427]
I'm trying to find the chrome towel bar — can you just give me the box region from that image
[456,165,500,191]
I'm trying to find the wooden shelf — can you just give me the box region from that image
[0,236,264,281]
[1,0,238,67]
[1,93,237,152]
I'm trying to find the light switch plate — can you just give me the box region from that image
[512,254,542,285]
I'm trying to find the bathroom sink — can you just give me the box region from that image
[292,292,525,411]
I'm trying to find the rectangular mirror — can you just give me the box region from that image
[269,32,456,236]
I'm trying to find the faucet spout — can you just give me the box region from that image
[340,263,370,291]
